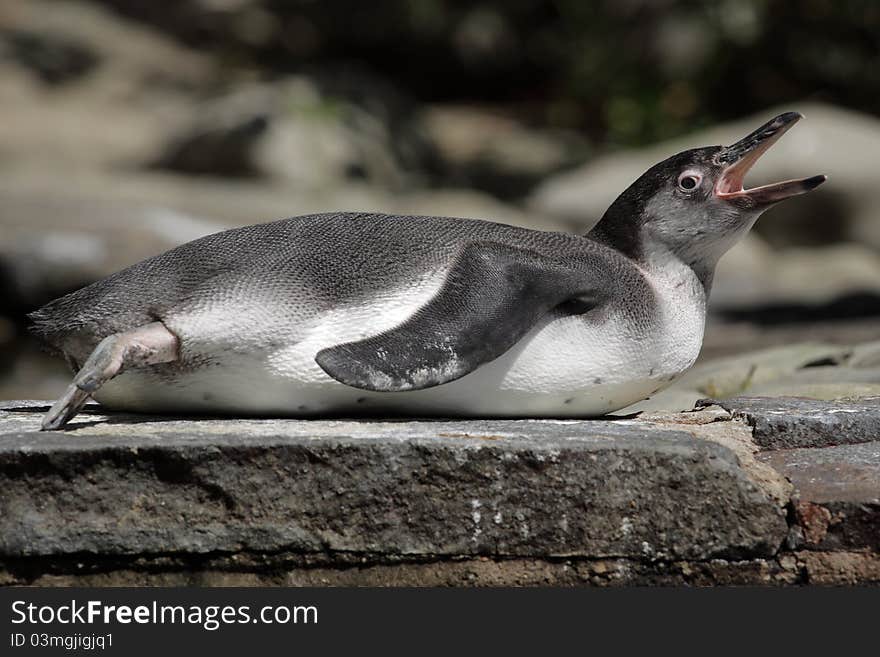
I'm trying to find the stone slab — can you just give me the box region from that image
[0,401,786,563]
[759,442,879,551]
[716,396,880,450]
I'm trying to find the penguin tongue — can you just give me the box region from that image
[714,111,826,204]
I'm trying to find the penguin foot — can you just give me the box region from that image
[41,322,179,431]
[41,385,92,431]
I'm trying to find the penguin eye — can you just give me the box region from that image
[678,172,702,191]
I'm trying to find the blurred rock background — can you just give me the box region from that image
[1,0,879,404]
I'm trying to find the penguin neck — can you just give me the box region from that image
[587,200,644,262]
[587,206,716,295]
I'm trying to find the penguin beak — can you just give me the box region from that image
[715,112,826,205]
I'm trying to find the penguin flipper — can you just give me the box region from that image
[315,241,607,392]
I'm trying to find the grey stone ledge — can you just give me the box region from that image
[759,441,879,552]
[714,396,880,450]
[0,401,786,563]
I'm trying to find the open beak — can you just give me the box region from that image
[715,111,826,205]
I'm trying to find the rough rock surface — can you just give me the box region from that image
[0,401,786,562]
[760,442,879,553]
[717,396,880,450]
[1,398,876,586]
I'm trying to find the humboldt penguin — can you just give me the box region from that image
[31,112,825,429]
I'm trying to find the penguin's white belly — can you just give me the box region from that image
[95,266,706,417]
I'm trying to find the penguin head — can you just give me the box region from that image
[595,112,826,273]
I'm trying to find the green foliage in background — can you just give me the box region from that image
[100,0,880,146]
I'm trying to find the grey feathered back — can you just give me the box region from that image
[29,211,643,354]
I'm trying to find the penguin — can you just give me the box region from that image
[31,112,826,430]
